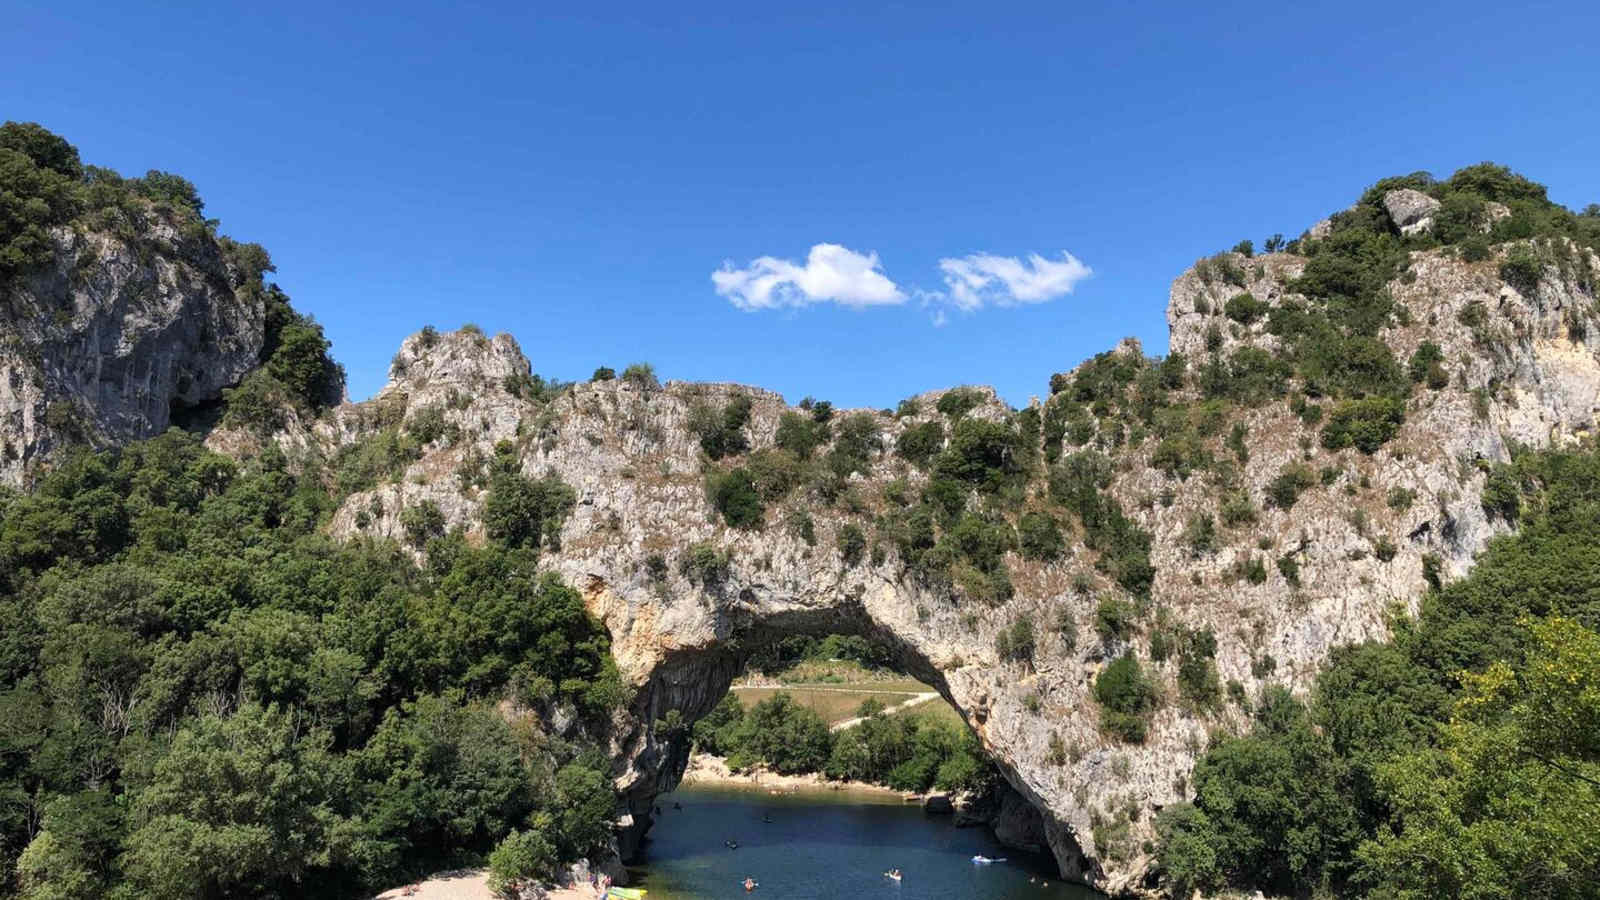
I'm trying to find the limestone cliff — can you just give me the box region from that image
[217,219,1598,893]
[0,218,266,485]
[21,180,1600,894]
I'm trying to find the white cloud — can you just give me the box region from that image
[713,243,906,310]
[935,251,1092,311]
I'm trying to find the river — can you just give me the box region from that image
[630,785,1102,900]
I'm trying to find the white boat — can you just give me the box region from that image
[971,855,1007,864]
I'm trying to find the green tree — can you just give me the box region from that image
[1356,618,1600,898]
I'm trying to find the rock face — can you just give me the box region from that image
[247,237,1599,895]
[0,220,265,485]
[26,207,1600,893]
[1382,188,1443,236]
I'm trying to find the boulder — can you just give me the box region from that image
[1383,188,1442,235]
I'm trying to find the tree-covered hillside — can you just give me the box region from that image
[6,120,1600,899]
[0,433,623,899]
[1155,444,1600,898]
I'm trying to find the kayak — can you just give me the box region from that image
[884,872,902,882]
[971,855,1007,864]
[606,888,647,899]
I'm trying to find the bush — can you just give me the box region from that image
[488,827,559,892]
[1182,513,1216,556]
[933,417,1020,492]
[1095,653,1156,742]
[1407,341,1448,389]
[1499,249,1542,290]
[775,411,823,459]
[895,420,944,465]
[1095,596,1137,642]
[1459,236,1491,262]
[994,615,1036,664]
[1,127,79,277]
[1265,463,1317,509]
[1017,511,1065,561]
[1155,804,1224,897]
[688,395,752,459]
[591,366,615,381]
[707,467,764,529]
[482,468,577,552]
[683,542,731,585]
[1276,554,1300,587]
[620,362,659,389]
[837,523,866,566]
[936,387,985,418]
[827,413,881,478]
[400,500,445,547]
[1219,492,1257,527]
[734,693,833,775]
[265,317,341,410]
[1320,396,1406,453]
[1224,292,1267,324]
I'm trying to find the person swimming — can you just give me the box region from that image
[725,839,739,849]
[743,877,758,892]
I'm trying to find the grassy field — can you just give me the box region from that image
[763,658,927,688]
[730,686,923,725]
[730,675,963,728]
[894,696,965,728]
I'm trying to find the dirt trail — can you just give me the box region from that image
[828,691,940,732]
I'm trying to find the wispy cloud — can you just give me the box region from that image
[711,246,1091,321]
[935,252,1092,311]
[712,243,906,310]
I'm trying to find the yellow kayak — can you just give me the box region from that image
[606,888,647,899]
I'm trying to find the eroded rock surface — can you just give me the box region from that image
[1382,188,1442,235]
[214,237,1599,894]
[0,220,265,484]
[26,204,1600,893]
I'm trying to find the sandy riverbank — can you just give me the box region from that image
[679,753,926,802]
[371,869,597,900]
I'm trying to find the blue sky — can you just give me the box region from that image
[6,1,1599,408]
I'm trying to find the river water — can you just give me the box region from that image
[630,785,1102,900]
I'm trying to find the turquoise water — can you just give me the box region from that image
[630,785,1101,900]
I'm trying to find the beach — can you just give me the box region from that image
[679,753,923,802]
[371,869,597,900]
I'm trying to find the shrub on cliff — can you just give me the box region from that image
[1095,652,1156,742]
[400,499,445,547]
[1224,292,1267,324]
[1320,396,1405,454]
[837,523,867,566]
[1017,510,1065,561]
[620,362,659,390]
[936,387,985,418]
[707,466,764,529]
[895,420,944,465]
[0,132,78,276]
[483,461,577,552]
[688,394,752,460]
[775,410,824,458]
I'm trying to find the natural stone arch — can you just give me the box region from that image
[579,575,1100,887]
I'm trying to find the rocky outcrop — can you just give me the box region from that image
[262,233,1600,895]
[0,219,265,485]
[28,198,1598,893]
[1382,188,1442,235]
